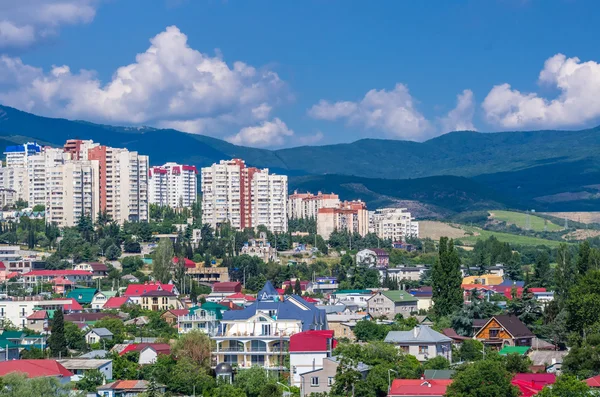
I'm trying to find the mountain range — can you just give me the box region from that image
[0,105,599,216]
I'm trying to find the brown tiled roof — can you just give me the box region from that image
[494,315,534,338]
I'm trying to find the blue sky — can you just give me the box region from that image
[1,0,600,147]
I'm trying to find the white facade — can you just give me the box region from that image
[201,159,288,232]
[0,167,27,201]
[371,208,419,241]
[3,142,41,167]
[46,161,100,227]
[149,162,197,208]
[114,150,149,223]
[177,310,219,336]
[27,148,70,207]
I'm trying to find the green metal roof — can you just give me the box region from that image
[67,288,98,304]
[100,291,118,299]
[499,346,531,355]
[0,338,20,349]
[381,290,418,303]
[0,331,25,340]
[335,289,372,295]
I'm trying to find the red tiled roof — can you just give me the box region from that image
[289,330,335,352]
[212,282,242,293]
[141,290,175,297]
[303,296,319,303]
[119,343,171,356]
[587,375,600,388]
[51,277,74,285]
[64,313,117,322]
[511,373,556,396]
[102,380,151,391]
[53,298,83,311]
[167,309,189,316]
[23,270,93,277]
[442,328,470,341]
[103,297,130,309]
[124,282,175,296]
[27,310,47,320]
[0,360,72,378]
[224,292,256,301]
[388,379,453,396]
[89,263,109,272]
[0,261,5,270]
[172,257,196,268]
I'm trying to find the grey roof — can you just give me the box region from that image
[384,325,452,344]
[257,280,279,302]
[222,285,327,332]
[528,350,568,366]
[327,357,371,372]
[78,350,108,359]
[424,369,456,379]
[327,313,369,322]
[58,359,112,370]
[316,304,347,314]
[88,328,113,337]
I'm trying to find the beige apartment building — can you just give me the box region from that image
[288,191,340,219]
[371,208,419,241]
[45,160,100,228]
[316,200,368,240]
[201,159,288,233]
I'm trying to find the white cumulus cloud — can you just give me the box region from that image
[482,54,600,129]
[226,118,294,148]
[0,26,291,144]
[439,89,476,133]
[308,84,476,140]
[0,0,98,49]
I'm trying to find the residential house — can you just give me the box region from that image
[241,236,278,263]
[25,310,49,333]
[290,330,335,389]
[177,302,228,335]
[123,282,178,305]
[206,282,242,302]
[67,288,98,305]
[383,266,428,282]
[213,281,327,371]
[57,358,113,382]
[64,312,119,327]
[220,292,256,307]
[186,263,230,283]
[384,326,452,361]
[21,270,93,287]
[51,277,74,294]
[140,290,184,311]
[326,313,371,341]
[300,357,369,397]
[423,369,456,379]
[119,343,171,365]
[161,308,189,326]
[102,296,132,310]
[511,373,556,396]
[312,277,339,294]
[387,379,453,397]
[98,380,166,397]
[586,375,600,389]
[121,274,139,283]
[441,328,471,345]
[528,350,568,374]
[74,262,109,279]
[0,360,73,384]
[329,290,373,309]
[282,280,313,294]
[462,274,503,286]
[409,286,433,311]
[91,290,118,310]
[79,350,108,359]
[473,315,534,349]
[356,248,389,268]
[367,290,418,318]
[85,328,114,345]
[0,298,83,329]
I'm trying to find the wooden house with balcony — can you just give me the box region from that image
[473,315,534,350]
[212,281,328,372]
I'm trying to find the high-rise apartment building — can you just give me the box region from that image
[317,200,369,240]
[70,141,149,223]
[3,142,41,167]
[46,160,100,227]
[201,159,288,232]
[149,162,197,208]
[27,148,70,207]
[0,166,27,201]
[370,208,419,242]
[288,191,340,219]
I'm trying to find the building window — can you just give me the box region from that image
[327,377,334,386]
[418,346,428,354]
[311,377,319,386]
[490,328,500,338]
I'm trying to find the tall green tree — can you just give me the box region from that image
[532,251,551,288]
[445,360,519,397]
[537,374,591,397]
[566,270,600,337]
[577,241,591,276]
[554,243,576,308]
[153,238,174,283]
[47,310,67,358]
[432,237,463,317]
[294,279,302,295]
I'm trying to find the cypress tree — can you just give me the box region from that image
[48,310,67,358]
[432,237,463,317]
[294,279,302,295]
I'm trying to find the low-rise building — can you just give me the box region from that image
[119,343,171,365]
[473,315,534,349]
[219,292,256,307]
[300,357,370,397]
[22,270,93,287]
[98,380,166,397]
[74,262,109,279]
[326,313,371,340]
[384,325,452,362]
[67,288,98,305]
[58,358,113,382]
[328,290,373,309]
[102,296,132,310]
[186,264,230,283]
[140,290,184,311]
[383,266,428,282]
[356,249,389,268]
[367,291,418,318]
[206,282,242,302]
[289,330,335,389]
[85,328,114,345]
[177,303,227,336]
[387,379,452,397]
[0,360,73,384]
[241,235,278,263]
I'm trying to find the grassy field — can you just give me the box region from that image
[456,226,565,248]
[489,210,563,232]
